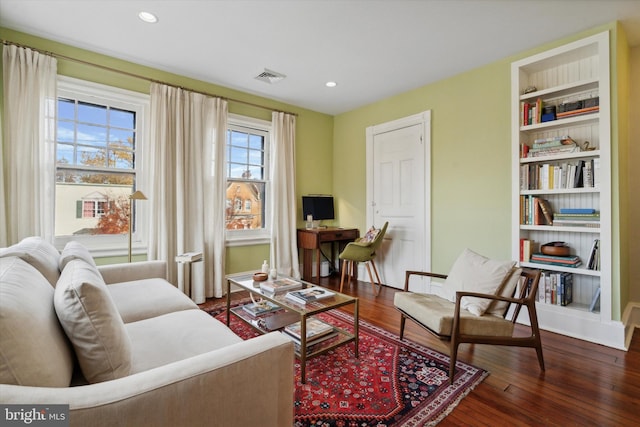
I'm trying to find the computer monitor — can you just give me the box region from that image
[302,195,335,221]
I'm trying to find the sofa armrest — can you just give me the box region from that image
[0,332,294,427]
[98,260,167,284]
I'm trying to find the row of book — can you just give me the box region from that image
[521,98,599,127]
[537,271,573,306]
[519,198,600,229]
[519,158,599,190]
[520,136,581,159]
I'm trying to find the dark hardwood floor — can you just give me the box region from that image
[212,274,640,426]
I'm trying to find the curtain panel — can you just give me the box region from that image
[147,83,228,302]
[1,45,57,246]
[270,112,300,279]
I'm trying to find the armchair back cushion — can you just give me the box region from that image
[0,257,74,387]
[441,248,515,316]
[54,259,132,383]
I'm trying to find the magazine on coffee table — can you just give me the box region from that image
[285,286,335,305]
[283,318,334,341]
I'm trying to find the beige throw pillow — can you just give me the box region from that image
[54,259,132,383]
[443,248,515,316]
[0,236,61,286]
[486,267,523,316]
[59,240,97,271]
[0,257,74,387]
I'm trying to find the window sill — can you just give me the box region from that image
[226,236,270,247]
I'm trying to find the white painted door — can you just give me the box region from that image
[366,111,431,290]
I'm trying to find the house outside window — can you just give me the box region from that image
[54,77,149,252]
[225,114,270,243]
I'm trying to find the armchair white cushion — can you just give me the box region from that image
[440,248,515,316]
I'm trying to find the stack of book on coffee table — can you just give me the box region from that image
[282,318,338,351]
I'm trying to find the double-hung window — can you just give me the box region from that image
[225,114,271,244]
[54,77,148,252]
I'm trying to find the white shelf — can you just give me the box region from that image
[519,78,599,102]
[520,261,600,277]
[520,112,599,131]
[520,224,600,233]
[520,150,600,164]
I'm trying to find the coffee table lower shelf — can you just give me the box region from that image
[229,305,358,382]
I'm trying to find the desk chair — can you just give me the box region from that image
[338,222,388,295]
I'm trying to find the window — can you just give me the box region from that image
[54,77,148,251]
[225,115,271,242]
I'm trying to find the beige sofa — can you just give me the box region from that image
[0,237,294,427]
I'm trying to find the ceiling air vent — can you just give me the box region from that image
[255,68,286,84]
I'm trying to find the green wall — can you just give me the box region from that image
[0,27,334,274]
[332,22,628,319]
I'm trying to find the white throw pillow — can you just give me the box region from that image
[54,259,132,383]
[443,248,515,316]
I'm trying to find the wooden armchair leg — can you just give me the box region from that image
[399,315,406,340]
[449,340,459,385]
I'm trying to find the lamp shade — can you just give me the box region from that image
[129,190,147,200]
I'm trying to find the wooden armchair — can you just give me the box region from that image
[394,251,544,384]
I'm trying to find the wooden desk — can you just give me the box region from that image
[297,227,359,283]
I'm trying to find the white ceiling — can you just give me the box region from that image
[1,0,639,115]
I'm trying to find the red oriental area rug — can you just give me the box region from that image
[206,301,487,426]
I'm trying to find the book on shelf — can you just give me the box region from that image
[175,251,203,262]
[587,239,600,271]
[241,300,282,317]
[589,287,601,312]
[530,253,581,268]
[285,286,335,305]
[559,208,596,214]
[283,318,334,341]
[519,238,532,262]
[259,278,302,294]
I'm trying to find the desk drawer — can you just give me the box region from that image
[319,229,358,242]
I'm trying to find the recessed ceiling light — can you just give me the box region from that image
[138,11,158,23]
[325,81,337,88]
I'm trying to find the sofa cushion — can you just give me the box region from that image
[54,259,132,383]
[0,257,74,387]
[125,309,242,374]
[59,240,97,271]
[0,236,61,286]
[442,248,515,316]
[108,279,198,323]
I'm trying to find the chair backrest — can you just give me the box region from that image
[370,221,389,252]
[507,268,541,323]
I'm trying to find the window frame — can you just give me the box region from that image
[54,76,150,257]
[225,114,271,246]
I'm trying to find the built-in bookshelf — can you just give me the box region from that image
[511,31,623,349]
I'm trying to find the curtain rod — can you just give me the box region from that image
[1,39,297,117]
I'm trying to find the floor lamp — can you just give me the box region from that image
[128,190,147,263]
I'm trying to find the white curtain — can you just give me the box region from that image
[270,112,300,278]
[147,83,228,302]
[1,45,57,246]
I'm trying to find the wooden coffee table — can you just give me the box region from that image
[226,272,359,383]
